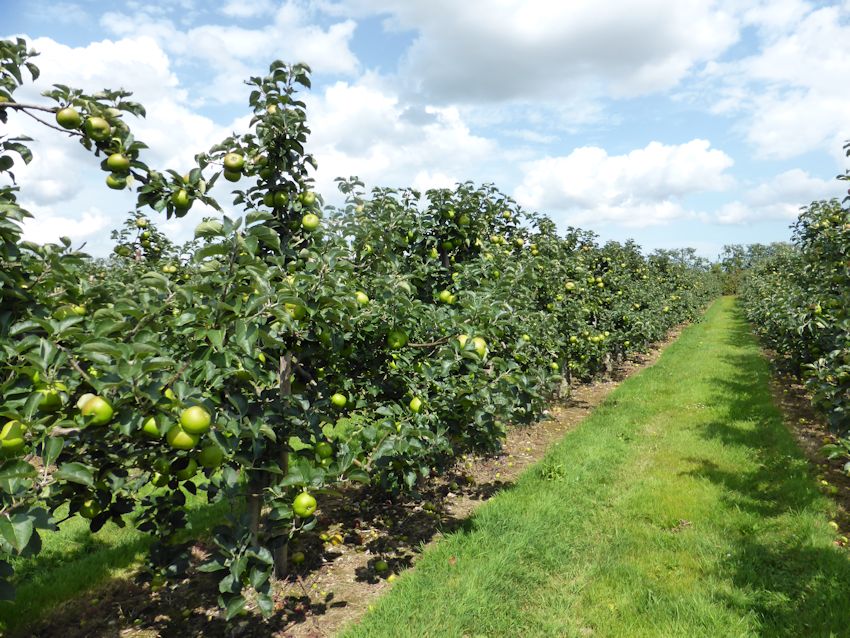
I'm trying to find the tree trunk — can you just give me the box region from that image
[271,351,293,579]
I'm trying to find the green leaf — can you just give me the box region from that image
[195,220,224,239]
[206,329,224,349]
[0,513,34,553]
[249,566,269,590]
[247,225,280,251]
[198,558,227,573]
[0,460,36,482]
[245,210,273,225]
[195,243,229,260]
[288,435,311,452]
[346,469,371,484]
[42,437,64,466]
[78,340,122,358]
[257,592,274,617]
[223,594,246,620]
[54,462,95,487]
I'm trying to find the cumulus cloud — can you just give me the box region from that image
[100,1,359,106]
[513,139,734,226]
[711,168,842,224]
[20,207,111,244]
[306,78,501,199]
[0,35,239,245]
[322,0,739,103]
[707,3,850,159]
[220,0,276,18]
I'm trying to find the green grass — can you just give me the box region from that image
[0,482,228,633]
[344,297,850,638]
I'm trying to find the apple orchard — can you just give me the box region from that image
[0,38,721,619]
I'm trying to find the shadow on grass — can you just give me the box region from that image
[6,471,509,638]
[1,498,231,636]
[683,300,850,635]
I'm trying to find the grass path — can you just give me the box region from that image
[344,297,850,638]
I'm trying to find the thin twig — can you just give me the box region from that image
[50,426,81,437]
[163,359,191,389]
[20,107,83,136]
[408,336,451,348]
[1,101,57,113]
[55,343,93,384]
[127,291,176,339]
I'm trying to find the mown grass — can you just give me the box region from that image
[0,481,228,633]
[344,297,850,638]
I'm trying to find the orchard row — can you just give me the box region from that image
[738,169,850,472]
[0,39,721,618]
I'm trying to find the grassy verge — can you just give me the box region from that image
[344,297,850,638]
[0,483,228,633]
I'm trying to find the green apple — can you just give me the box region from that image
[330,393,347,408]
[142,416,161,438]
[105,173,127,190]
[409,397,423,413]
[180,406,211,435]
[80,395,113,426]
[79,499,102,519]
[166,424,199,450]
[292,491,317,517]
[171,189,191,210]
[387,329,408,349]
[55,107,82,129]
[76,393,96,410]
[106,153,130,173]
[301,213,320,231]
[83,116,111,141]
[0,421,26,454]
[175,458,198,481]
[285,303,307,320]
[198,444,224,468]
[471,337,488,358]
[223,152,244,171]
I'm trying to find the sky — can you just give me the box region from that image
[3,0,850,259]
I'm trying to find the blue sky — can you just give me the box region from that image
[4,0,849,258]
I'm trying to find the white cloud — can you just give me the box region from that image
[20,207,111,244]
[707,3,850,159]
[322,0,739,102]
[711,168,841,224]
[306,78,500,199]
[220,0,275,18]
[0,35,238,245]
[100,2,359,106]
[514,139,734,226]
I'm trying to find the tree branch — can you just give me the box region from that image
[19,107,83,136]
[0,102,58,113]
[408,336,451,348]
